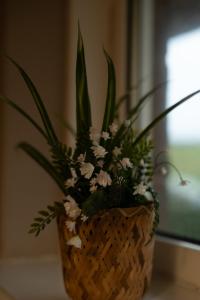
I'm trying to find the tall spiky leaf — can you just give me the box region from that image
[75,28,92,155]
[127,82,165,120]
[7,56,58,145]
[0,95,47,139]
[132,90,200,147]
[102,50,116,132]
[18,142,66,194]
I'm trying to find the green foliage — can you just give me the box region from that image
[132,90,200,147]
[0,95,47,139]
[75,27,92,157]
[29,202,64,236]
[101,50,116,132]
[7,56,58,146]
[50,142,72,180]
[1,28,200,238]
[18,142,66,194]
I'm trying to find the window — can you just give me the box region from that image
[128,0,200,287]
[162,30,200,242]
[153,0,200,244]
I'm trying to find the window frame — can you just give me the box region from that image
[127,0,200,287]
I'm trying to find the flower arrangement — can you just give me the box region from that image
[1,29,199,249]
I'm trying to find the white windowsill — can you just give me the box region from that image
[1,237,200,300]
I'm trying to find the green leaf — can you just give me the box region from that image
[111,83,166,148]
[102,50,116,132]
[34,217,43,222]
[75,27,92,152]
[55,113,76,137]
[81,190,108,217]
[17,142,66,194]
[0,95,47,139]
[133,90,200,147]
[6,56,58,145]
[38,210,49,217]
[127,82,166,120]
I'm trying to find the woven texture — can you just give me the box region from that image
[58,205,155,300]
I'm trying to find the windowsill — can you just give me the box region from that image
[1,238,200,300]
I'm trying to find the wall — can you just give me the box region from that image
[0,0,127,258]
[0,0,66,258]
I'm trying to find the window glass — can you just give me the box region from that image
[159,28,200,241]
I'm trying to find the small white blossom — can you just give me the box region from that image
[81,214,88,222]
[161,166,167,175]
[109,122,118,136]
[101,131,110,140]
[96,170,112,187]
[91,145,107,158]
[80,162,94,179]
[67,235,82,249]
[77,153,85,163]
[65,177,76,188]
[90,177,97,186]
[90,185,97,193]
[120,157,133,169]
[89,127,100,144]
[65,220,76,233]
[97,160,104,168]
[140,159,145,167]
[133,182,147,196]
[70,168,77,178]
[64,196,81,219]
[112,146,121,157]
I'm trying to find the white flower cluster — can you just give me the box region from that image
[64,195,88,249]
[63,122,143,248]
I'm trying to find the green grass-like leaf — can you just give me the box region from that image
[75,27,92,156]
[18,142,66,194]
[132,90,200,147]
[0,95,47,139]
[102,50,116,132]
[6,56,58,145]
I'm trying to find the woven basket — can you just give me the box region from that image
[57,205,155,300]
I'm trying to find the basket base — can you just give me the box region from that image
[58,206,155,300]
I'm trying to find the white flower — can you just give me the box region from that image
[67,235,82,249]
[112,146,121,157]
[160,166,167,175]
[65,177,76,188]
[96,170,112,187]
[120,157,133,169]
[97,160,104,168]
[89,127,100,144]
[64,196,81,219]
[81,214,88,222]
[77,153,85,163]
[80,162,94,179]
[65,220,76,233]
[140,159,145,167]
[91,145,107,158]
[101,131,110,140]
[70,168,77,178]
[90,185,97,193]
[90,177,97,186]
[133,182,147,196]
[109,122,118,136]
